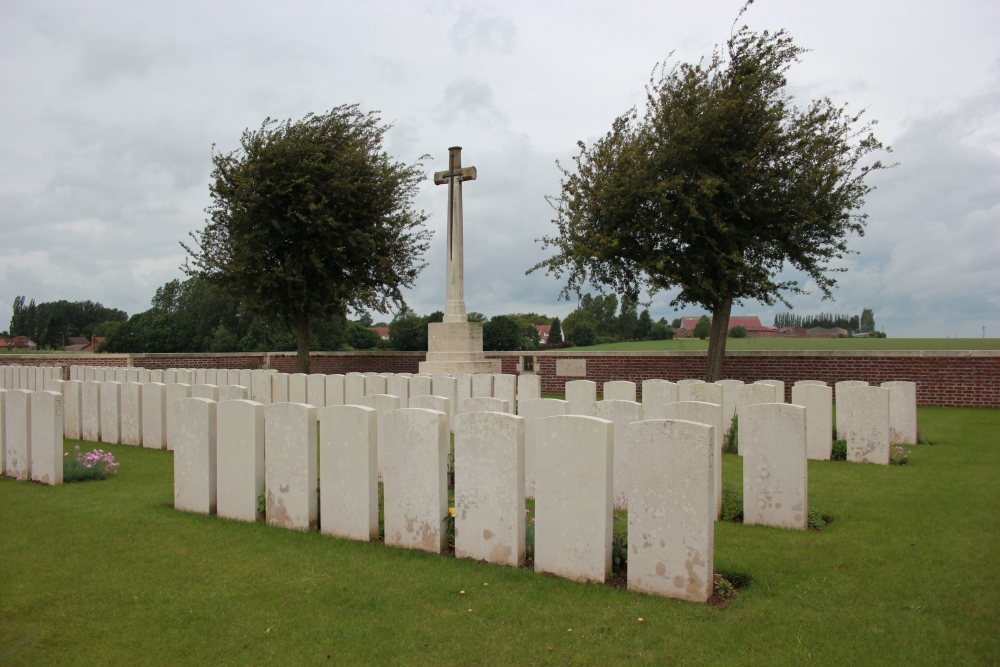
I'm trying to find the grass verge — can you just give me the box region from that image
[1,407,998,665]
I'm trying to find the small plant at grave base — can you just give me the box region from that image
[831,439,847,461]
[890,445,912,466]
[62,445,119,483]
[257,492,266,517]
[524,508,536,560]
[723,414,739,454]
[444,507,456,551]
[807,507,827,530]
[720,483,743,523]
[611,532,628,577]
[714,577,735,599]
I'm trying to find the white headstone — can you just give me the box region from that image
[627,418,714,602]
[0,388,5,471]
[492,374,517,413]
[4,389,32,479]
[454,374,472,414]
[166,383,192,452]
[325,374,345,407]
[99,381,122,444]
[264,402,318,530]
[173,397,218,514]
[565,379,597,417]
[602,381,636,402]
[369,393,401,476]
[219,385,250,402]
[271,373,289,403]
[194,368,207,386]
[460,396,509,414]
[641,379,679,409]
[881,381,918,444]
[318,405,379,541]
[517,374,541,403]
[251,369,272,404]
[688,382,723,407]
[594,399,643,507]
[737,383,777,454]
[471,373,493,398]
[834,380,869,438]
[534,415,613,583]
[755,379,786,403]
[81,380,101,442]
[517,398,569,499]
[217,399,265,522]
[677,379,705,402]
[192,384,219,401]
[791,383,833,460]
[654,401,724,518]
[344,374,366,406]
[431,375,458,430]
[63,380,83,441]
[841,386,890,464]
[204,368,217,386]
[742,403,808,529]
[382,408,450,553]
[30,390,63,485]
[716,379,743,430]
[454,411,526,566]
[120,382,143,446]
[365,374,387,396]
[142,382,167,450]
[288,373,308,404]
[410,375,432,400]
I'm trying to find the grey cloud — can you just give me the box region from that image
[448,9,516,55]
[433,78,506,126]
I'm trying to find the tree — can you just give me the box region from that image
[548,317,563,345]
[530,7,890,380]
[694,315,712,340]
[635,309,653,340]
[183,105,431,373]
[345,321,380,349]
[860,308,876,333]
[729,325,748,338]
[483,315,523,351]
[562,308,599,346]
[619,293,639,340]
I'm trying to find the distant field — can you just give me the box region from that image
[578,338,1000,352]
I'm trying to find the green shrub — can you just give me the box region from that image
[728,325,747,338]
[807,507,827,530]
[611,532,628,575]
[720,483,743,522]
[832,439,847,461]
[62,446,119,483]
[723,414,739,454]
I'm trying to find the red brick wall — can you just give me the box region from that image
[3,350,997,408]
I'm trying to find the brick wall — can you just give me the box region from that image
[2,350,997,408]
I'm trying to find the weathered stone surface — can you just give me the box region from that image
[137,368,151,384]
[410,375,432,400]
[595,399,643,508]
[382,408,450,553]
[795,380,827,387]
[166,383,192,452]
[150,369,164,383]
[565,379,597,417]
[288,373,308,404]
[677,379,705,402]
[4,389,31,479]
[324,374,345,407]
[792,383,833,460]
[100,382,122,444]
[881,381,918,444]
[219,385,249,401]
[454,374,472,414]
[176,369,194,385]
[431,375,457,430]
[204,369,217,385]
[556,358,586,377]
[344,374,367,406]
[120,382,143,446]
[534,415,613,583]
[142,382,167,450]
[368,393,401,476]
[238,370,253,392]
[30,390,63,485]
[251,369,272,404]
[454,411,526,566]
[305,373,326,408]
[194,369,207,385]
[271,373,289,403]
[217,399,265,522]
[318,405,379,541]
[192,383,219,401]
[737,383,777,455]
[63,380,83,441]
[689,382,723,407]
[834,380,868,437]
[603,381,636,402]
[626,418,714,602]
[408,394,450,416]
[460,396,509,414]
[0,388,5,471]
[44,378,64,394]
[756,379,786,403]
[492,374,517,413]
[173,397,218,514]
[716,379,743,430]
[742,403,808,529]
[641,379,679,411]
[386,375,410,406]
[81,380,101,442]
[841,386,890,464]
[654,401,724,518]
[471,373,493,398]
[517,374,541,403]
[264,402,318,530]
[517,398,569,498]
[365,374,387,396]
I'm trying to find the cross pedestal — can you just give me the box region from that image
[419,147,500,375]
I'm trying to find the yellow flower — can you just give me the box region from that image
[449,507,456,518]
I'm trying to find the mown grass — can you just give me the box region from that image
[1,408,998,665]
[578,337,1000,351]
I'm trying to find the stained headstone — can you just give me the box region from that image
[318,405,379,541]
[516,374,541,403]
[881,381,918,444]
[63,380,83,440]
[217,399,265,522]
[99,381,122,444]
[627,418,714,601]
[264,402,318,530]
[534,415,613,582]
[595,399,642,507]
[841,385,890,464]
[460,396,509,414]
[81,380,101,442]
[382,408,450,553]
[325,374,345,407]
[603,381,636,402]
[4,389,31,479]
[677,379,705,402]
[565,379,597,417]
[120,382,143,446]
[142,382,167,450]
[344,374,366,406]
[454,411,526,566]
[471,373,493,398]
[641,379,679,410]
[742,403,808,529]
[517,398,569,498]
[165,383,192,452]
[219,385,249,401]
[492,374,517,413]
[30,390,63,485]
[173,397,218,514]
[791,383,833,460]
[834,380,868,437]
[271,373,290,403]
[252,370,272,404]
[737,383,777,454]
[654,401,724,517]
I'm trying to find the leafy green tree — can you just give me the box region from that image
[530,10,889,380]
[483,315,522,351]
[467,312,487,323]
[345,321,380,350]
[651,321,674,340]
[356,312,374,328]
[860,308,876,333]
[619,293,639,340]
[635,309,653,339]
[571,321,598,347]
[548,317,563,345]
[671,318,682,329]
[694,315,712,340]
[389,308,430,351]
[729,325,747,338]
[183,105,431,372]
[562,308,599,346]
[580,293,619,338]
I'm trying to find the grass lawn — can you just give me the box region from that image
[2,408,998,665]
[578,337,1000,351]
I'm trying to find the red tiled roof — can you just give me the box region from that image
[680,316,775,332]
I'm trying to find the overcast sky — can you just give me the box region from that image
[2,1,998,338]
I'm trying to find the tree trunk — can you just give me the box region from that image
[705,296,733,382]
[296,313,311,374]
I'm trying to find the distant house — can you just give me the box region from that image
[806,326,849,338]
[0,336,37,350]
[80,337,105,352]
[534,324,551,344]
[64,336,91,352]
[676,316,777,338]
[372,327,390,341]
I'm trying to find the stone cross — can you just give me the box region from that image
[434,146,477,323]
